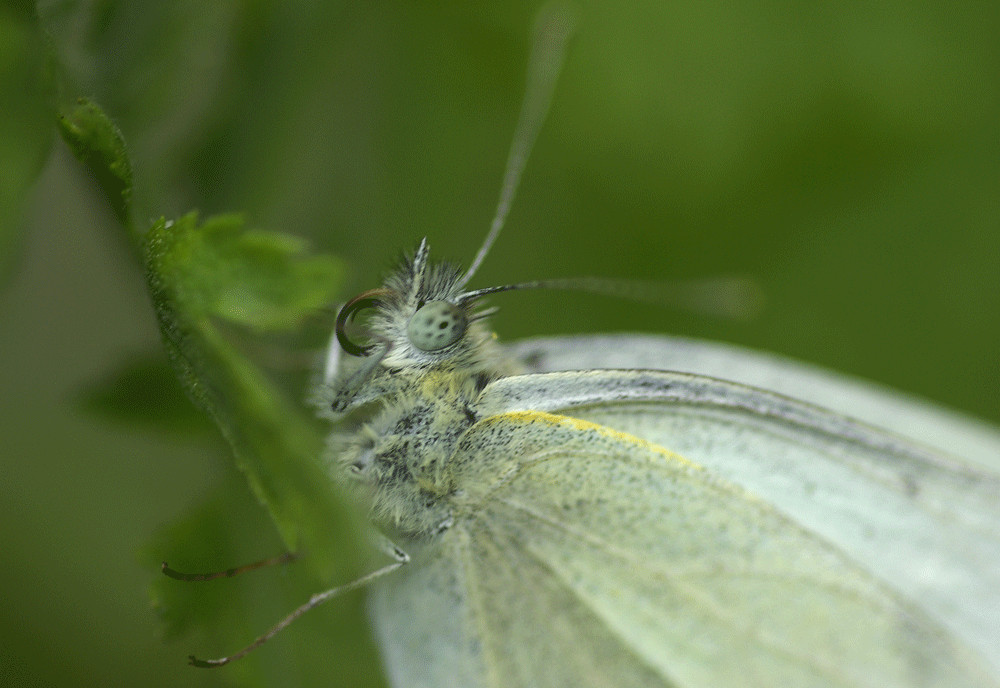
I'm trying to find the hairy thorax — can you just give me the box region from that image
[339,370,490,539]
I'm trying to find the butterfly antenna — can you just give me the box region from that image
[459,3,575,288]
[462,275,765,321]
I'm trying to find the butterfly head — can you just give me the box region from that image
[328,239,510,412]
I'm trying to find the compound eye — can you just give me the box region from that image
[407,301,466,351]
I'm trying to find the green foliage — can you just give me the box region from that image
[145,213,343,333]
[143,474,288,644]
[57,98,134,233]
[52,92,372,683]
[8,2,1000,687]
[57,91,357,575]
[76,354,216,435]
[141,470,384,688]
[144,211,357,579]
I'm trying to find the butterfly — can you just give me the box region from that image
[183,6,1000,687]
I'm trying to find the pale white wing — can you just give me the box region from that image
[369,519,670,688]
[477,370,1000,678]
[371,411,999,688]
[369,535,491,688]
[506,334,1000,470]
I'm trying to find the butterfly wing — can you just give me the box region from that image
[369,509,670,688]
[476,370,1000,680]
[507,334,1000,470]
[370,410,998,688]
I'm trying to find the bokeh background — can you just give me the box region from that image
[3,1,998,686]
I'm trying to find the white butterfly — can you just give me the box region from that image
[193,7,1000,687]
[320,245,1000,688]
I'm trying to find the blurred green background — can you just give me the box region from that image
[2,1,998,686]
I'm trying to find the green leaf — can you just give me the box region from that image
[146,213,342,332]
[55,91,369,676]
[142,472,385,688]
[57,98,134,236]
[143,211,360,582]
[140,211,384,684]
[75,354,217,436]
[0,3,57,285]
[143,473,287,642]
